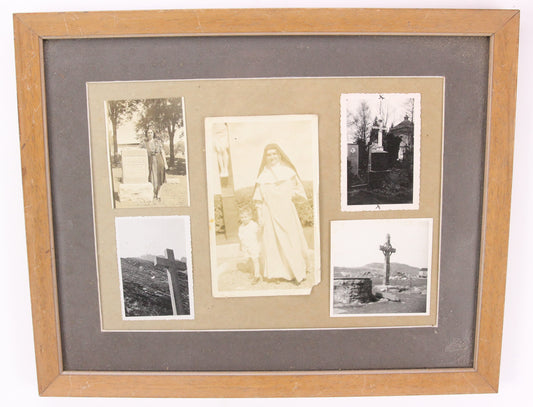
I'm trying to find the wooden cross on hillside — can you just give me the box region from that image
[156,249,186,315]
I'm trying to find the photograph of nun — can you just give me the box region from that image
[205,115,320,297]
[253,144,310,284]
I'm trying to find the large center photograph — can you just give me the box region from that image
[205,115,320,297]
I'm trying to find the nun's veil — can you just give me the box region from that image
[251,144,303,200]
[255,143,300,179]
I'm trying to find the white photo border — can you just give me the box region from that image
[330,217,433,318]
[205,114,321,298]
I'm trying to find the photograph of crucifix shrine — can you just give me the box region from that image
[115,216,194,319]
[205,115,321,298]
[330,218,433,316]
[341,93,421,212]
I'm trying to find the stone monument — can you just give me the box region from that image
[334,277,373,304]
[347,143,359,179]
[118,148,153,203]
[379,233,396,286]
[368,95,390,186]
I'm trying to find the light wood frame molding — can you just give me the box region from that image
[13,8,519,397]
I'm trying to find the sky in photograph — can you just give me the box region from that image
[342,93,420,130]
[107,98,185,145]
[207,116,318,193]
[331,218,432,269]
[115,216,190,260]
[116,119,139,144]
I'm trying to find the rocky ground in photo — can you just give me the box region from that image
[121,257,189,317]
[333,283,427,315]
[333,263,428,315]
[347,168,413,205]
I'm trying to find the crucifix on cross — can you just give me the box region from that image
[155,248,187,315]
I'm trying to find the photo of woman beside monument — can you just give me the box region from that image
[205,115,320,298]
[141,129,167,201]
[104,97,189,208]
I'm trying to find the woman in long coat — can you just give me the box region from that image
[252,144,309,283]
[143,129,167,201]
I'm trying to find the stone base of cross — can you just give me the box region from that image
[156,249,187,315]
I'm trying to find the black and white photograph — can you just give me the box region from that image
[331,218,433,316]
[341,93,421,212]
[105,97,189,208]
[205,115,320,297]
[115,216,194,319]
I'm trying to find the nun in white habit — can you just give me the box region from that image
[252,143,310,283]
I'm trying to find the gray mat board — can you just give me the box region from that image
[44,35,488,371]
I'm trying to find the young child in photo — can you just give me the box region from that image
[238,206,262,284]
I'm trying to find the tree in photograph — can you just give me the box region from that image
[134,100,153,139]
[404,97,415,121]
[134,98,184,168]
[160,98,184,167]
[355,100,372,143]
[346,110,359,143]
[384,134,402,167]
[107,100,134,161]
[352,100,372,174]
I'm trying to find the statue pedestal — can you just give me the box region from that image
[220,194,239,240]
[370,150,389,172]
[219,175,239,241]
[118,148,153,203]
[369,150,390,188]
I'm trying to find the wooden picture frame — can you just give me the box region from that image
[14,9,519,397]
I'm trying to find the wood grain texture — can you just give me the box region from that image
[475,12,520,391]
[43,370,494,397]
[14,8,517,37]
[13,15,61,395]
[13,8,519,397]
